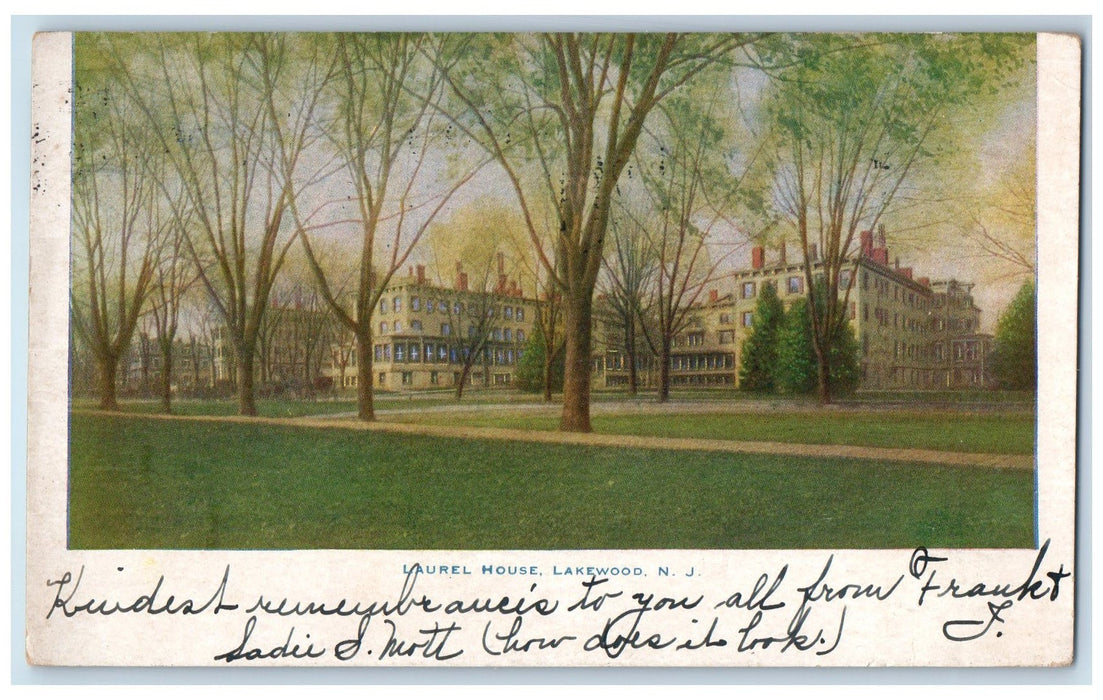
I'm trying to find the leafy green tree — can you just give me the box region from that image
[435,33,761,431]
[776,294,860,397]
[763,33,1030,404]
[991,281,1036,391]
[738,282,785,392]
[515,329,565,394]
[775,299,817,395]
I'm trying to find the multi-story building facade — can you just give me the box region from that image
[593,224,993,392]
[328,259,540,392]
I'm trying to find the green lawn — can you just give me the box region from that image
[69,413,1034,550]
[387,409,1035,455]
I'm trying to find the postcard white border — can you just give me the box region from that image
[20,27,1082,671]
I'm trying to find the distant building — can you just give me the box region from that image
[593,224,993,391]
[325,258,541,392]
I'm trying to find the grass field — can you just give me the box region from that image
[68,413,1035,550]
[387,409,1036,455]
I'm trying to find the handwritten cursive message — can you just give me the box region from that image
[41,541,1071,665]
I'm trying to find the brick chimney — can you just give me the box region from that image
[497,274,507,294]
[860,230,873,255]
[497,252,505,276]
[917,276,930,287]
[751,245,764,270]
[899,267,913,280]
[779,240,787,265]
[877,223,887,249]
[458,272,468,291]
[416,264,425,285]
[709,288,718,303]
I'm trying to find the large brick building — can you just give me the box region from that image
[325,258,540,392]
[594,224,993,391]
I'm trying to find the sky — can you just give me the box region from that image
[74,31,1039,334]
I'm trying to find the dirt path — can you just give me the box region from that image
[79,409,1034,470]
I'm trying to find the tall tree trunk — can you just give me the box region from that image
[190,338,200,391]
[237,345,257,416]
[626,320,638,396]
[542,345,554,403]
[357,331,374,421]
[814,340,833,405]
[658,336,672,403]
[160,350,173,414]
[560,295,593,432]
[456,364,471,400]
[97,354,120,411]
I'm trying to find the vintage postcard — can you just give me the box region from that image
[25,29,1079,667]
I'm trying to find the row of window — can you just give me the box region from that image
[380,296,527,321]
[740,277,805,300]
[378,321,526,343]
[370,342,522,366]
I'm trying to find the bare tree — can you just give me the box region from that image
[600,206,657,396]
[765,35,1028,404]
[108,33,333,415]
[435,33,759,431]
[69,57,158,411]
[293,34,485,421]
[442,263,501,400]
[146,177,196,413]
[632,92,745,402]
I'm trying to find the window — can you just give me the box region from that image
[424,342,434,360]
[517,330,525,343]
[394,321,402,333]
[453,302,462,315]
[383,345,391,361]
[441,322,452,335]
[504,328,512,342]
[504,307,513,320]
[411,320,422,331]
[395,344,405,362]
[438,345,447,361]
[380,298,389,313]
[380,321,388,333]
[688,332,704,347]
[374,345,382,361]
[787,276,803,295]
[430,371,439,385]
[719,330,735,345]
[379,372,385,385]
[394,298,402,312]
[742,311,754,327]
[426,300,434,313]
[742,282,756,299]
[410,344,420,362]
[412,297,421,311]
[840,270,852,289]
[492,328,502,341]
[516,307,525,321]
[402,371,413,385]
